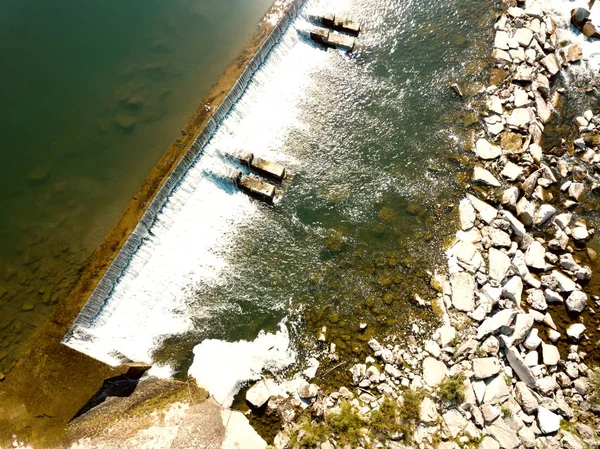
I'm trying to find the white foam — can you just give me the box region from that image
[66,7,332,367]
[188,321,296,407]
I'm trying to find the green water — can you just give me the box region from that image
[0,0,274,374]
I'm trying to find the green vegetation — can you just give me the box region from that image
[437,373,465,404]
[500,406,512,418]
[287,389,426,448]
[590,368,600,406]
[289,401,365,448]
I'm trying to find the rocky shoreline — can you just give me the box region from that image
[245,2,600,448]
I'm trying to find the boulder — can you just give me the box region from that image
[523,328,542,350]
[420,396,439,423]
[515,28,534,47]
[525,241,546,270]
[506,347,537,389]
[473,167,501,187]
[443,409,468,438]
[459,198,476,230]
[571,8,590,27]
[450,272,475,312]
[483,374,511,404]
[537,407,561,434]
[514,381,539,414]
[541,343,560,366]
[494,31,511,50]
[246,379,273,408]
[566,290,587,313]
[566,323,586,340]
[566,44,583,63]
[502,276,523,305]
[507,108,532,129]
[477,309,517,340]
[487,418,521,449]
[297,383,319,399]
[468,194,498,224]
[481,436,500,449]
[423,357,448,387]
[473,357,502,379]
[501,162,523,181]
[489,248,511,284]
[526,289,547,311]
[533,204,556,226]
[582,21,600,38]
[540,53,560,76]
[476,139,502,160]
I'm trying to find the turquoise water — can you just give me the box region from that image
[0,0,274,374]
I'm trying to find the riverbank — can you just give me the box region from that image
[0,1,300,445]
[243,2,600,448]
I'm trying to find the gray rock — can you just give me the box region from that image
[494,31,511,50]
[487,418,521,449]
[515,381,539,415]
[507,347,537,389]
[541,343,561,366]
[459,198,476,230]
[537,406,561,434]
[419,396,439,423]
[561,431,584,449]
[566,323,586,341]
[473,357,502,379]
[502,276,523,305]
[473,167,501,187]
[246,379,273,408]
[450,272,475,312]
[526,289,548,311]
[566,290,587,313]
[443,409,468,438]
[533,204,557,226]
[489,248,511,284]
[572,226,589,241]
[476,138,502,160]
[422,356,447,387]
[525,241,546,270]
[568,183,585,201]
[501,210,526,238]
[477,309,517,340]
[540,53,560,76]
[468,194,498,224]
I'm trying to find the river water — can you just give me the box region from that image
[60,0,507,400]
[0,0,276,376]
[5,0,599,411]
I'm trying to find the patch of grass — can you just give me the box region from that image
[370,389,425,443]
[590,368,600,406]
[438,373,465,404]
[501,406,512,418]
[289,401,366,448]
[327,400,366,447]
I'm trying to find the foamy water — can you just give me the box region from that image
[530,0,600,73]
[188,321,295,407]
[65,3,332,369]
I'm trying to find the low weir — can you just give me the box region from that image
[62,0,306,365]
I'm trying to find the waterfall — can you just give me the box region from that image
[62,0,307,364]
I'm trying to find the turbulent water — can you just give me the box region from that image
[63,0,507,395]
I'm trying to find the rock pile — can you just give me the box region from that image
[258,3,600,448]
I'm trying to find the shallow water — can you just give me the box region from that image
[63,0,504,385]
[0,0,276,375]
